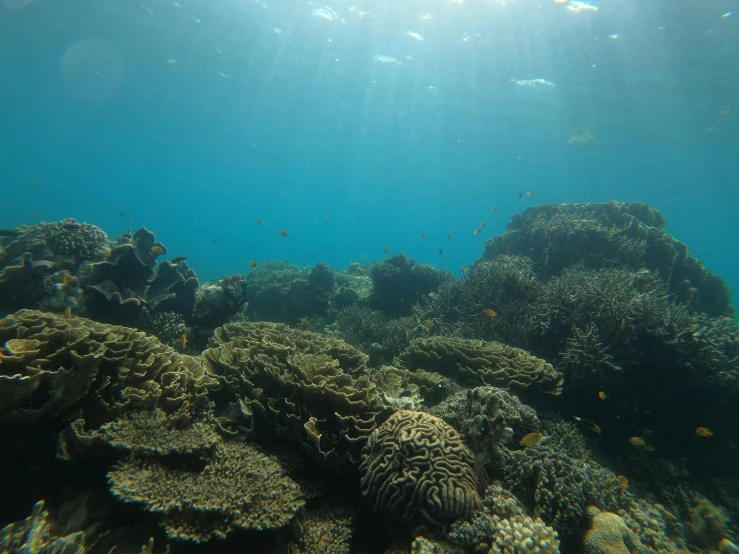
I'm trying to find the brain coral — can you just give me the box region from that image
[396,337,563,395]
[583,507,640,554]
[359,410,485,530]
[203,321,387,470]
[108,440,305,542]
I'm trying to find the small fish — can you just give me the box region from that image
[256,220,264,225]
[126,214,132,221]
[248,260,257,268]
[108,204,117,210]
[424,319,435,329]
[324,218,330,223]
[63,274,74,285]
[351,220,356,225]
[444,257,449,261]
[483,309,497,317]
[421,233,426,238]
[617,475,628,486]
[63,306,73,319]
[553,225,561,231]
[518,189,523,199]
[212,238,219,244]
[526,191,534,197]
[696,427,713,437]
[620,318,627,330]
[481,222,486,228]
[439,249,444,254]
[155,212,161,217]
[574,416,602,433]
[151,245,165,255]
[383,247,391,252]
[630,436,646,447]
[447,234,452,239]
[460,265,468,273]
[473,228,482,235]
[598,391,607,400]
[520,432,544,447]
[492,207,498,212]
[228,239,233,243]
[179,333,189,350]
[27,212,37,216]
[300,317,309,326]
[688,286,698,294]
[33,181,40,188]
[119,211,126,216]
[295,214,301,219]
[278,229,288,237]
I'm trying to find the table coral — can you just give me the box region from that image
[359,410,485,530]
[396,337,563,395]
[107,440,305,543]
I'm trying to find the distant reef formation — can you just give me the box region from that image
[1,201,738,554]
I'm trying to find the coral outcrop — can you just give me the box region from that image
[396,337,563,396]
[359,410,485,530]
[192,273,247,325]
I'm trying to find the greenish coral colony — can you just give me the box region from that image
[1,201,738,554]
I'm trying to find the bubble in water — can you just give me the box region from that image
[60,39,124,103]
[3,0,34,9]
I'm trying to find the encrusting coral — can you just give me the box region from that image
[359,410,486,531]
[107,440,306,543]
[203,321,388,470]
[396,336,563,396]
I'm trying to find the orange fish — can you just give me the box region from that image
[617,475,628,486]
[481,222,486,228]
[421,233,426,238]
[179,333,188,350]
[63,274,74,285]
[151,245,165,255]
[620,318,627,330]
[526,191,534,197]
[155,212,161,217]
[107,204,116,210]
[574,416,602,433]
[447,234,452,239]
[424,319,434,329]
[295,214,301,219]
[483,309,497,317]
[324,218,330,223]
[256,220,264,225]
[492,207,498,212]
[460,266,468,273]
[126,214,132,221]
[33,181,40,188]
[278,229,288,237]
[473,228,482,235]
[696,427,713,437]
[444,257,449,262]
[248,260,257,268]
[630,436,645,447]
[351,220,356,225]
[598,391,607,400]
[300,317,309,326]
[383,248,391,253]
[520,432,544,447]
[63,306,73,319]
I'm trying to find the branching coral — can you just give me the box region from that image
[359,410,485,531]
[108,440,305,542]
[396,337,563,395]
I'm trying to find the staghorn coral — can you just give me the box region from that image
[484,201,733,318]
[396,337,563,396]
[107,440,305,543]
[0,500,86,554]
[203,321,387,470]
[583,506,641,554]
[0,309,218,426]
[359,410,485,530]
[369,253,453,316]
[448,484,560,554]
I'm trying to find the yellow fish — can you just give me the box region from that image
[483,308,497,317]
[424,320,435,329]
[696,427,713,437]
[179,333,189,350]
[630,436,645,447]
[598,391,607,400]
[617,475,628,486]
[460,265,468,273]
[520,432,544,447]
[300,317,309,326]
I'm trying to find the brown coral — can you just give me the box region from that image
[359,410,485,530]
[396,337,563,395]
[203,321,387,470]
[107,440,305,542]
[583,507,640,554]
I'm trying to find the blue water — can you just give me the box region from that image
[1,0,737,304]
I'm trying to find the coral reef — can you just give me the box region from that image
[272,500,358,554]
[396,337,563,396]
[359,410,485,530]
[191,273,247,326]
[448,484,560,554]
[0,500,86,554]
[108,440,305,542]
[203,321,387,470]
[484,201,733,318]
[369,254,452,316]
